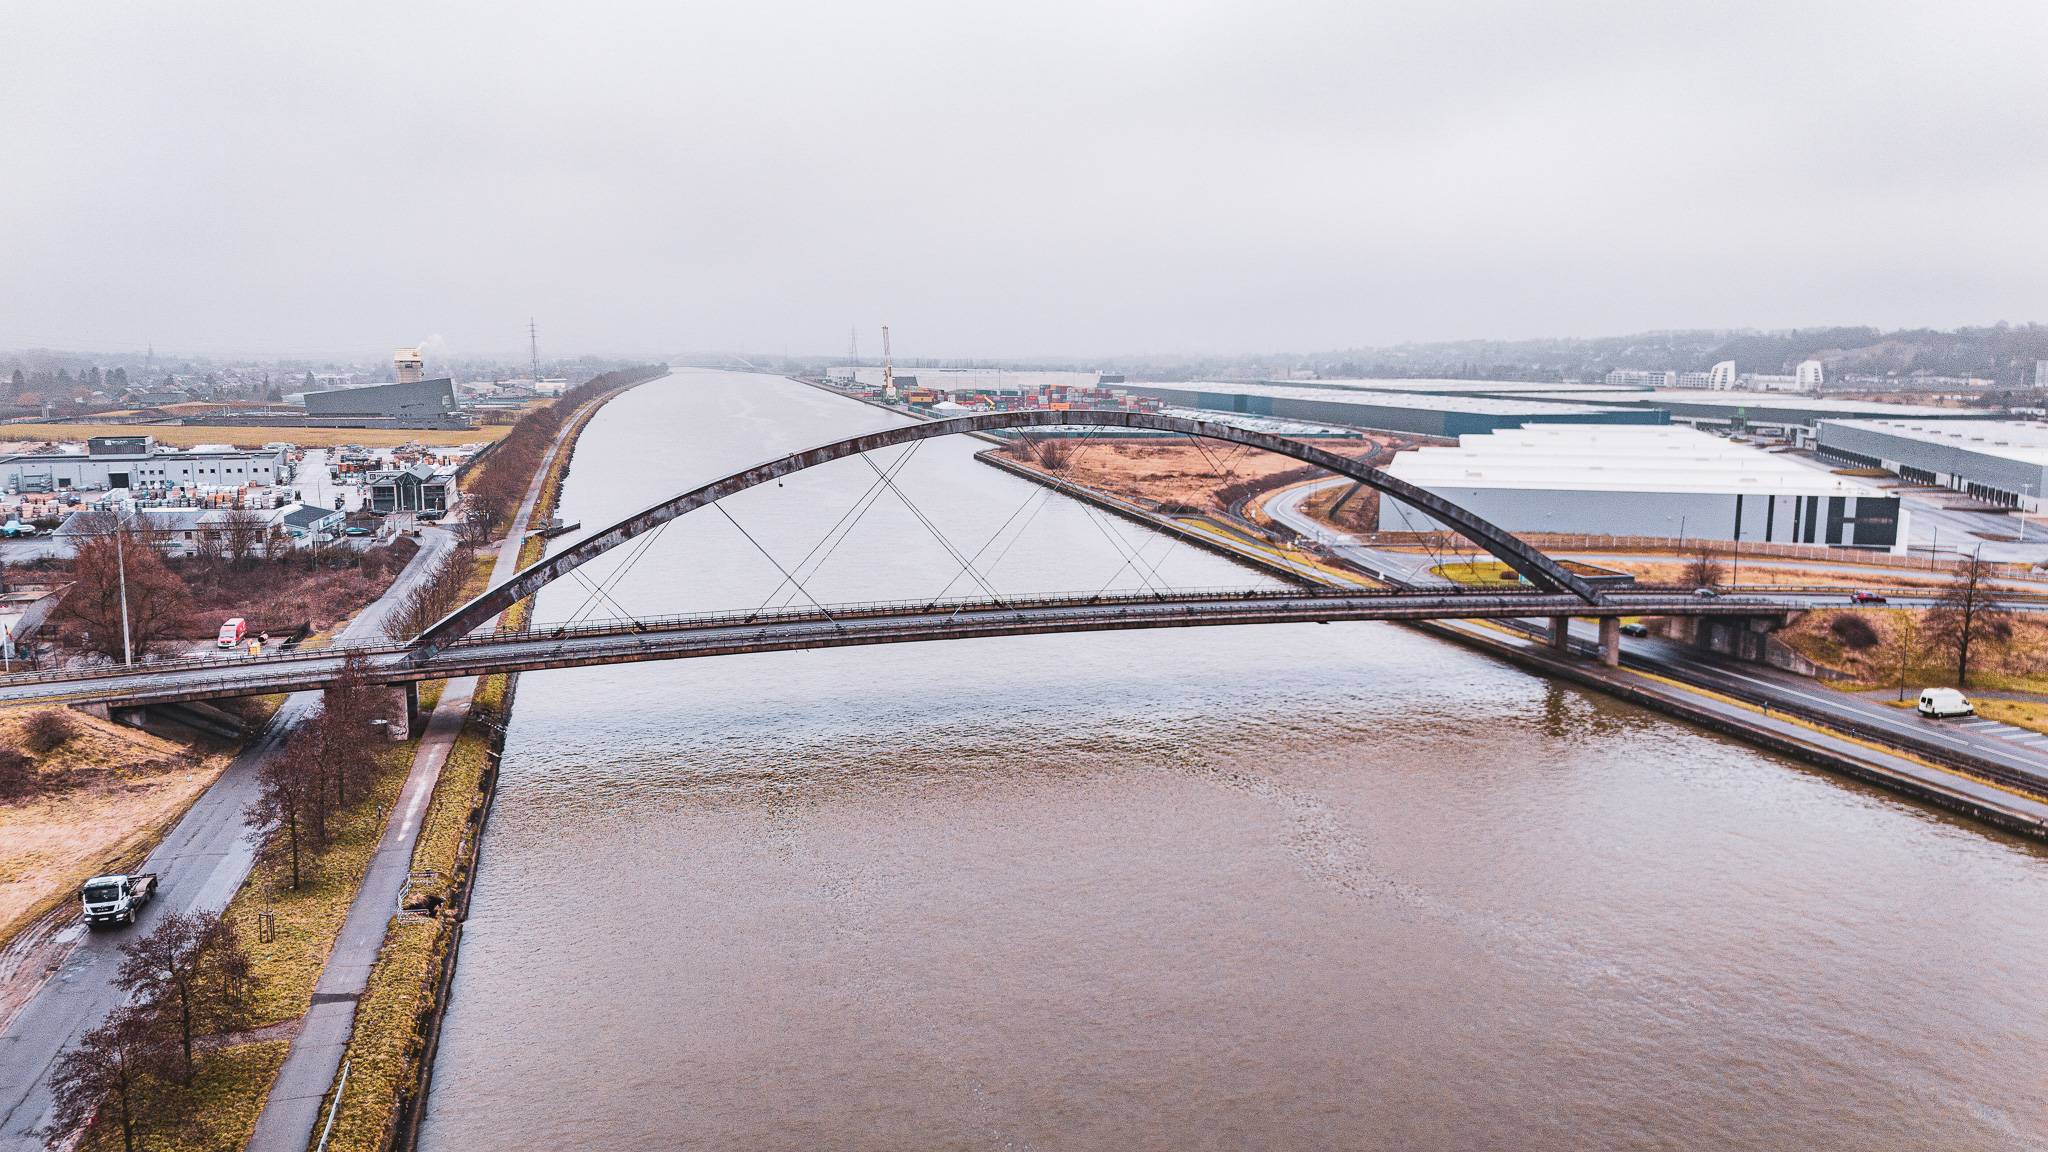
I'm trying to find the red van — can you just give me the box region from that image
[217,618,247,649]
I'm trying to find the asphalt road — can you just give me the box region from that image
[0,527,456,1150]
[1544,618,2048,780]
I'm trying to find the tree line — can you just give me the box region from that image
[456,366,665,539]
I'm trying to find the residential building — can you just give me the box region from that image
[366,462,456,513]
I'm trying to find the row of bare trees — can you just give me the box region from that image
[382,542,476,642]
[48,913,258,1151]
[242,652,390,887]
[459,366,664,535]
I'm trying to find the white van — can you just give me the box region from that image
[217,618,247,649]
[1917,688,1973,718]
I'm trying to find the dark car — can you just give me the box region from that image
[417,509,446,522]
[1850,591,1887,604]
[1619,622,1649,637]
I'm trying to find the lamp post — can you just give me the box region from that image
[115,518,132,666]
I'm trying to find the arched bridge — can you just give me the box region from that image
[405,408,1603,659]
[0,409,1820,711]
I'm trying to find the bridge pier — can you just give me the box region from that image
[1547,616,1569,650]
[1598,617,1621,666]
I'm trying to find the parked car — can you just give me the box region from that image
[342,526,373,537]
[1850,591,1887,604]
[217,617,246,648]
[1619,622,1649,637]
[1917,687,1973,718]
[417,509,446,522]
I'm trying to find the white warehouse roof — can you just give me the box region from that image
[1385,424,1890,497]
[1817,419,2048,465]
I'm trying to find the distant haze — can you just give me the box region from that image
[4,2,2045,360]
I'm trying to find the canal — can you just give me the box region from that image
[419,369,2048,1150]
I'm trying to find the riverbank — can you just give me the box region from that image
[245,366,667,1152]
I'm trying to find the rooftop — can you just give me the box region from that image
[1506,390,1978,417]
[1819,419,2048,465]
[1165,382,1637,416]
[1385,424,1890,496]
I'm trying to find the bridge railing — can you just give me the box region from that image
[436,584,1585,649]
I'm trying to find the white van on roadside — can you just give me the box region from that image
[1917,688,1974,718]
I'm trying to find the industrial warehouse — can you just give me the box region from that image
[1816,419,2048,510]
[0,436,289,496]
[1376,424,1905,551]
[1120,382,1668,436]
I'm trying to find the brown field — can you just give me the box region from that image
[999,436,1390,511]
[0,423,511,450]
[0,709,228,941]
[1747,606,2048,694]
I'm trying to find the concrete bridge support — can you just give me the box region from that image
[1548,616,1570,650]
[1598,617,1621,666]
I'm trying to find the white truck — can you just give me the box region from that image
[81,873,158,926]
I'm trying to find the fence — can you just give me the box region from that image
[1356,532,2035,576]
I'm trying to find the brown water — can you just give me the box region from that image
[419,371,2048,1150]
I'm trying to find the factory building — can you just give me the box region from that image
[303,377,458,420]
[0,437,289,496]
[1378,424,1904,551]
[1120,383,1667,437]
[1816,419,2048,510]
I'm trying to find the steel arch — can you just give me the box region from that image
[408,409,1599,657]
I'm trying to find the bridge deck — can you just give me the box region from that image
[0,588,1798,709]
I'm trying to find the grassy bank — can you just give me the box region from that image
[300,376,647,1148]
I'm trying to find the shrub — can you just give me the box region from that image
[1828,614,1880,651]
[0,748,37,801]
[22,708,80,754]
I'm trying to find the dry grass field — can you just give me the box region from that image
[0,708,228,941]
[0,423,511,450]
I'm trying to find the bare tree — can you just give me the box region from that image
[113,911,256,1084]
[1925,553,2007,687]
[1680,543,1725,589]
[46,1008,176,1152]
[244,738,328,889]
[61,533,196,660]
[221,508,267,567]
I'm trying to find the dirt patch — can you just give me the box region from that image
[996,436,1394,513]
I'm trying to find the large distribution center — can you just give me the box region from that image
[1122,383,1667,437]
[1817,419,2048,510]
[1499,391,1979,440]
[1377,424,1904,551]
[304,378,459,420]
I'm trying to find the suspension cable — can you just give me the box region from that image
[713,503,844,629]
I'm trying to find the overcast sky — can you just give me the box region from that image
[5,2,2046,362]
